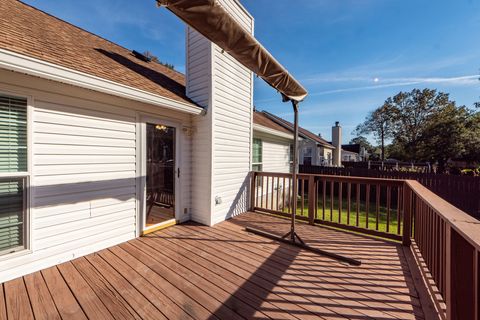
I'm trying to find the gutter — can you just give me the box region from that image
[0,48,204,115]
[253,124,295,140]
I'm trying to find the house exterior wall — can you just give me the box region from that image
[253,130,291,173]
[0,69,193,282]
[188,0,254,225]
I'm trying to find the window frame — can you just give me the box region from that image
[252,138,263,171]
[303,147,313,166]
[0,89,33,259]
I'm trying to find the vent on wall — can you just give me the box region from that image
[132,50,151,62]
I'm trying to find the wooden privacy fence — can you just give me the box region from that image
[300,164,480,220]
[250,171,480,320]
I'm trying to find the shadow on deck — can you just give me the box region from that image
[0,212,434,319]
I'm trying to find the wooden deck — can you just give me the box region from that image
[0,212,432,320]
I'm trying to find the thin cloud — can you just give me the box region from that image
[309,74,479,97]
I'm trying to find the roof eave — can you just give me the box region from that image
[253,123,294,140]
[0,48,203,115]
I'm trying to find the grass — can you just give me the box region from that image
[282,197,402,235]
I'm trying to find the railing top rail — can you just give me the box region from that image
[406,179,480,251]
[253,171,404,186]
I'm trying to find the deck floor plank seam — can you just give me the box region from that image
[23,271,61,320]
[161,225,352,319]
[84,253,167,320]
[174,220,418,318]
[147,231,307,320]
[228,214,424,318]
[174,223,401,320]
[0,212,429,320]
[57,262,115,320]
[154,228,319,320]
[98,248,195,320]
[40,267,88,320]
[71,257,142,320]
[220,219,421,302]
[108,245,215,320]
[4,277,34,320]
[126,240,247,320]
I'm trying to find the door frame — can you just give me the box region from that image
[138,114,181,235]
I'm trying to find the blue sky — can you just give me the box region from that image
[24,0,480,143]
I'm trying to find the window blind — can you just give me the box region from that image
[0,95,27,173]
[0,178,24,253]
[0,94,27,255]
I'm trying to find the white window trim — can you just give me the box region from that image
[0,88,33,260]
[252,138,263,171]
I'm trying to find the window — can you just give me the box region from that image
[303,147,312,166]
[0,94,28,256]
[252,138,262,171]
[289,144,294,163]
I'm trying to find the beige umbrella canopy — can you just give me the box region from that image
[156,0,308,102]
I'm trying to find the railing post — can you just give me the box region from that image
[250,171,257,211]
[402,183,412,247]
[308,175,315,225]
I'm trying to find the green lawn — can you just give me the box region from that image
[283,197,402,234]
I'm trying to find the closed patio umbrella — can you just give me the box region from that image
[157,0,359,265]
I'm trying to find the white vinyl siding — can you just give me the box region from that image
[0,68,193,282]
[253,131,292,173]
[211,1,253,224]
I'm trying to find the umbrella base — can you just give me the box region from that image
[245,227,361,266]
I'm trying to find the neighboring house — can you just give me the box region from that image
[341,144,369,162]
[0,0,256,282]
[258,111,336,166]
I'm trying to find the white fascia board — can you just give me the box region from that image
[0,48,203,115]
[253,123,295,140]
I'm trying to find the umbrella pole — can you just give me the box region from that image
[246,100,361,266]
[281,100,304,244]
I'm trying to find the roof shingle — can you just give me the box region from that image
[0,0,194,105]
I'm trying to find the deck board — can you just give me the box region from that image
[41,267,87,320]
[0,212,430,320]
[4,278,33,320]
[23,272,61,320]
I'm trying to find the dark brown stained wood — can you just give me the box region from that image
[23,272,61,320]
[187,220,418,320]
[83,254,166,320]
[120,242,238,320]
[56,262,114,320]
[159,227,338,320]
[170,225,393,320]
[1,212,433,320]
[124,241,246,320]
[97,249,195,320]
[450,228,476,320]
[108,246,214,320]
[0,284,7,320]
[4,278,33,320]
[71,257,141,320]
[139,236,273,320]
[41,267,87,320]
[146,232,302,320]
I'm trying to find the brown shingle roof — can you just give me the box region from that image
[253,111,292,136]
[0,0,195,105]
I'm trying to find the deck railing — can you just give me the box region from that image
[250,171,480,320]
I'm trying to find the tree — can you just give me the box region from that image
[143,51,175,70]
[417,105,471,172]
[355,103,396,161]
[385,89,454,161]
